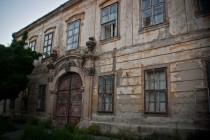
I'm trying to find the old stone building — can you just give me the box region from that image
[1,0,210,134]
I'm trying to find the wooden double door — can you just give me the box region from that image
[55,73,82,126]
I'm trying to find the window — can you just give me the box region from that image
[67,20,80,50]
[101,3,118,40]
[37,85,46,111]
[98,75,114,113]
[206,61,210,112]
[144,68,167,113]
[141,0,165,27]
[197,0,210,15]
[43,32,53,59]
[29,40,36,51]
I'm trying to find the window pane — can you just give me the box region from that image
[160,103,166,112]
[149,92,155,102]
[153,5,164,24]
[159,91,166,102]
[149,103,155,112]
[142,0,151,9]
[143,9,152,26]
[152,0,163,5]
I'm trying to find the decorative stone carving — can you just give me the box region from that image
[86,37,96,52]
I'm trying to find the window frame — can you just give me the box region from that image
[144,67,168,114]
[36,85,46,112]
[100,2,119,41]
[139,0,167,31]
[206,61,210,112]
[97,74,115,114]
[43,32,54,59]
[29,40,36,52]
[66,20,81,50]
[195,0,210,16]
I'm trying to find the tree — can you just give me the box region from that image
[0,32,41,102]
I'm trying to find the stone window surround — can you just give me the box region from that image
[138,0,169,33]
[142,64,169,116]
[99,0,121,44]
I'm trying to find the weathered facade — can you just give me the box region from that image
[1,0,210,134]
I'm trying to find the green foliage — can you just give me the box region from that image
[0,32,41,101]
[21,124,51,140]
[0,116,16,135]
[87,124,101,136]
[21,122,94,140]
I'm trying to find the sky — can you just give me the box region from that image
[0,0,68,46]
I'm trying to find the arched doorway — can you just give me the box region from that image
[55,72,82,126]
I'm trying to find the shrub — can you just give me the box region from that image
[87,124,101,135]
[0,116,16,134]
[21,124,52,140]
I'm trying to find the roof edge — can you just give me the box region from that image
[13,0,81,38]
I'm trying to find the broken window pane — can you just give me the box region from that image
[101,3,118,40]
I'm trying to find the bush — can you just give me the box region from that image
[87,124,101,135]
[21,124,52,140]
[0,116,16,134]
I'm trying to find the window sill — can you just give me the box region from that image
[139,23,169,34]
[144,112,168,117]
[100,36,121,45]
[195,12,210,18]
[65,47,80,55]
[97,111,114,115]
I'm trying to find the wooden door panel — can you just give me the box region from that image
[55,73,82,126]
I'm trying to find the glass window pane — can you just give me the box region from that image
[149,103,155,112]
[68,30,73,37]
[49,33,52,39]
[152,0,163,5]
[154,5,164,24]
[149,92,155,102]
[48,39,52,45]
[102,15,109,24]
[74,28,79,34]
[43,47,47,53]
[160,103,166,112]
[159,92,166,102]
[142,0,151,9]
[143,9,152,26]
